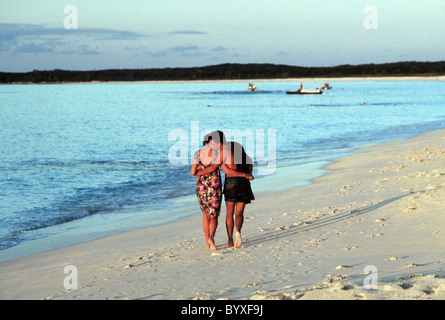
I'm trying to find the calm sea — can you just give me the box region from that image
[1,80,444,262]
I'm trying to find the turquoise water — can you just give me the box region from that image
[1,80,444,261]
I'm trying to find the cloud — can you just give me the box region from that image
[0,23,212,58]
[124,46,146,52]
[170,45,210,58]
[146,50,168,58]
[124,45,168,58]
[142,45,230,60]
[211,46,228,52]
[0,23,226,70]
[170,45,202,53]
[0,23,148,41]
[79,28,148,41]
[0,23,149,55]
[11,41,54,54]
[77,44,101,55]
[167,30,208,35]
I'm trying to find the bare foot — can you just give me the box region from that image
[235,231,242,249]
[227,240,234,247]
[208,238,217,251]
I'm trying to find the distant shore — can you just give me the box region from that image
[2,75,445,85]
[1,61,445,84]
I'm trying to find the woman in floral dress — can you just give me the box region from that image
[191,136,221,251]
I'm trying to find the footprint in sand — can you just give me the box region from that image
[336,265,353,270]
[404,206,417,213]
[402,263,425,269]
[307,238,324,244]
[125,263,139,268]
[387,256,399,261]
[367,233,383,238]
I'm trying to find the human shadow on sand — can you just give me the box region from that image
[243,192,413,247]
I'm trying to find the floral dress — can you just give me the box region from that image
[194,150,222,216]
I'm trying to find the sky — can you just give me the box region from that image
[1,0,444,72]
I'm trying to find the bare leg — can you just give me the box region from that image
[225,201,235,247]
[202,212,210,249]
[235,202,245,233]
[208,214,218,251]
[234,202,245,248]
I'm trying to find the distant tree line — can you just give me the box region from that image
[1,61,445,84]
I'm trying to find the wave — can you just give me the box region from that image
[0,161,197,250]
[16,159,158,170]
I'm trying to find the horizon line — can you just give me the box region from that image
[2,59,445,74]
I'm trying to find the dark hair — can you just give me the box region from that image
[228,141,252,172]
[207,130,226,145]
[202,134,210,146]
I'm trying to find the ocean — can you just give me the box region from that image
[1,80,444,262]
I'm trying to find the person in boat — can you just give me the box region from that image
[248,83,257,91]
[297,83,303,93]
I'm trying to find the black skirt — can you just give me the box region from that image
[223,177,255,204]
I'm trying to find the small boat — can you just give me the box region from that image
[321,83,332,90]
[248,83,258,92]
[286,88,323,95]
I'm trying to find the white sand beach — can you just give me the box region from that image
[232,75,445,83]
[1,128,445,300]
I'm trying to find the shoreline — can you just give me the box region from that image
[1,75,445,85]
[1,127,445,300]
[0,159,329,264]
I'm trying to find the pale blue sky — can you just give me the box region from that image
[1,0,444,72]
